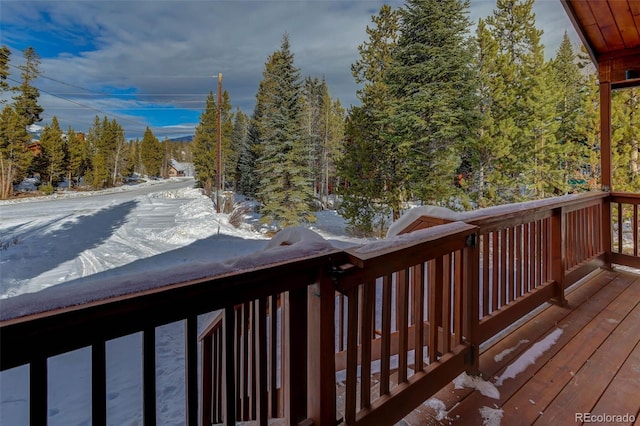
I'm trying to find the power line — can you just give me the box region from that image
[6,76,148,127]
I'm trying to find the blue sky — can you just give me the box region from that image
[0,0,581,140]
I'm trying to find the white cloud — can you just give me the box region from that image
[2,0,582,139]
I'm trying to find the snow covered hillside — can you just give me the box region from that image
[0,178,366,425]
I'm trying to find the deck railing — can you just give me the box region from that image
[1,191,637,426]
[610,192,640,269]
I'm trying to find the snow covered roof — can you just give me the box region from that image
[170,159,186,171]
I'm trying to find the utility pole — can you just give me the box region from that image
[216,73,222,213]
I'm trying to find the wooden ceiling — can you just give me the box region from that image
[562,0,640,85]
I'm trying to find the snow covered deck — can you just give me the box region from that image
[401,267,640,425]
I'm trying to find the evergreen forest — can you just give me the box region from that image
[1,0,639,236]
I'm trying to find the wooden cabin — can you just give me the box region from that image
[1,1,639,425]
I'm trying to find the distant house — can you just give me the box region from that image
[167,159,193,177]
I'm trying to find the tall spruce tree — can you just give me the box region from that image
[236,121,261,197]
[192,92,218,196]
[338,4,400,232]
[192,91,233,197]
[13,47,43,126]
[0,105,31,198]
[385,0,478,207]
[140,127,163,177]
[229,107,248,190]
[551,32,586,193]
[219,91,234,189]
[470,0,551,204]
[318,84,345,208]
[612,88,640,192]
[465,18,514,206]
[0,45,10,99]
[38,116,66,185]
[255,34,315,227]
[573,73,601,190]
[301,76,323,197]
[65,127,86,187]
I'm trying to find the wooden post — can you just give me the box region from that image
[463,233,480,375]
[600,80,613,267]
[143,328,157,426]
[223,306,236,425]
[283,288,308,424]
[550,208,567,306]
[307,272,337,426]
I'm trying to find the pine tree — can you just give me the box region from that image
[255,34,315,227]
[337,107,388,235]
[140,127,163,177]
[12,47,43,126]
[338,4,400,232]
[85,116,103,188]
[192,92,218,196]
[385,0,478,206]
[612,88,640,192]
[38,116,66,185]
[318,82,345,208]
[301,76,324,197]
[551,32,586,193]
[108,119,128,185]
[236,121,260,197]
[0,45,10,99]
[573,73,600,190]
[219,91,234,189]
[465,18,512,206]
[230,108,249,190]
[65,127,86,187]
[0,105,32,198]
[470,0,551,204]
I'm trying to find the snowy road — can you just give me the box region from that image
[0,178,235,298]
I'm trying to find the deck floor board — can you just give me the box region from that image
[398,268,640,425]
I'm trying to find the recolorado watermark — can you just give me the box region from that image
[575,413,636,423]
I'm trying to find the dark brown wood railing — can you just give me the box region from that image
[2,191,637,426]
[611,192,640,269]
[463,192,607,343]
[397,192,608,344]
[332,222,478,425]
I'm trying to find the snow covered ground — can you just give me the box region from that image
[0,178,367,425]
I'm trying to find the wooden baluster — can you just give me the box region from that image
[500,229,507,307]
[242,302,250,420]
[283,288,307,424]
[268,295,278,418]
[482,235,489,317]
[91,342,106,426]
[31,357,47,426]
[380,274,392,396]
[223,306,236,425]
[413,264,425,371]
[397,268,409,383]
[345,287,359,424]
[307,271,336,426]
[492,231,499,312]
[185,316,198,425]
[360,280,375,409]
[634,204,638,256]
[143,328,156,426]
[201,334,212,426]
[429,259,442,363]
[442,255,451,354]
[255,298,268,426]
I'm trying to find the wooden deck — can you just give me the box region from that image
[400,267,640,425]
